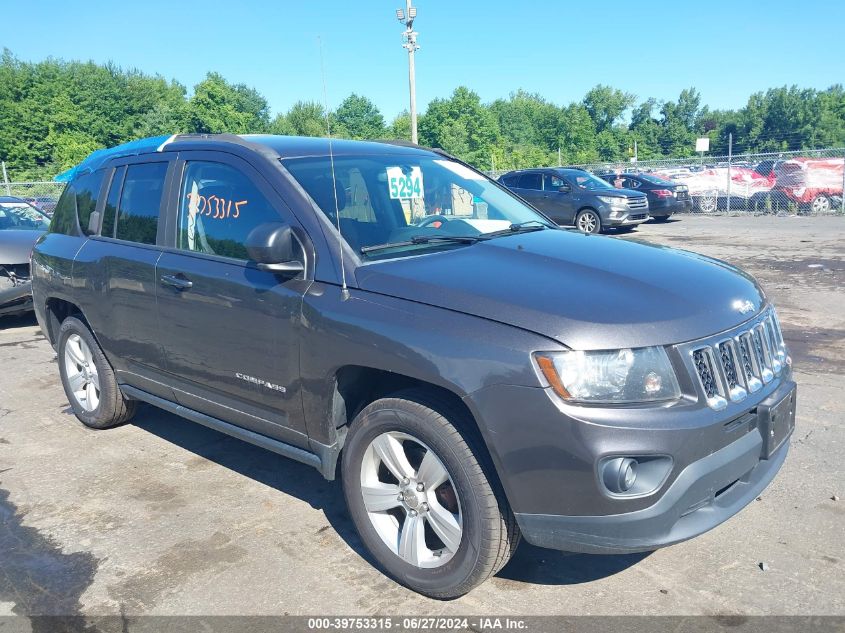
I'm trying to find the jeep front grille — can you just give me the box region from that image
[688,309,786,410]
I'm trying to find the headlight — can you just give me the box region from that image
[534,347,681,404]
[596,195,627,208]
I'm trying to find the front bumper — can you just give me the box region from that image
[603,209,650,227]
[0,279,33,317]
[466,372,795,555]
[516,404,790,553]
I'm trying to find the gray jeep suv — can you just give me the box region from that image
[31,134,795,598]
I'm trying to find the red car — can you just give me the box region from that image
[774,157,844,213]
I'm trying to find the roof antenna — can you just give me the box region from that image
[319,36,350,301]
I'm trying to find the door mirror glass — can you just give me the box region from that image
[558,184,570,193]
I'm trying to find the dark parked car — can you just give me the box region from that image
[0,196,51,317]
[600,172,692,221]
[32,135,795,598]
[498,168,649,234]
[24,195,59,215]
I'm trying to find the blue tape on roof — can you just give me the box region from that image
[53,135,172,182]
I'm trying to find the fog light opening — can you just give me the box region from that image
[602,457,639,494]
[600,455,673,497]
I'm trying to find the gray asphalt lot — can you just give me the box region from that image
[0,215,843,618]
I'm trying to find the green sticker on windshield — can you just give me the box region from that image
[386,166,424,199]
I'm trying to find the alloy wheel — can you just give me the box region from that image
[577,211,599,234]
[360,431,463,568]
[811,195,831,214]
[63,333,100,412]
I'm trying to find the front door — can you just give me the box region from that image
[154,152,310,446]
[540,173,576,224]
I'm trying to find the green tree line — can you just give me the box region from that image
[1,49,844,179]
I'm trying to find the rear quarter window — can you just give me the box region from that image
[47,170,106,236]
[74,171,106,235]
[49,185,78,235]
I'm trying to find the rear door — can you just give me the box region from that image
[513,172,547,213]
[71,156,175,400]
[154,151,310,445]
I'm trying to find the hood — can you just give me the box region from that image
[598,187,644,198]
[355,229,766,350]
[0,230,46,265]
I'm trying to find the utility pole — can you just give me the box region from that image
[396,1,420,144]
[1,161,10,196]
[726,132,732,215]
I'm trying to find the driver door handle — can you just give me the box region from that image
[160,274,193,291]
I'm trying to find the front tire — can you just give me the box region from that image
[575,209,602,234]
[341,391,519,599]
[58,316,136,429]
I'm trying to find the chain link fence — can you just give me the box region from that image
[4,149,844,218]
[489,148,845,215]
[1,181,67,214]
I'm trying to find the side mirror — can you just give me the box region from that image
[558,185,570,193]
[245,223,304,274]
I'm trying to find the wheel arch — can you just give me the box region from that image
[43,297,86,347]
[325,365,500,486]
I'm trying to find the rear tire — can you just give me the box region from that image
[341,390,519,599]
[57,316,136,429]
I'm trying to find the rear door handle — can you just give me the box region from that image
[160,274,193,291]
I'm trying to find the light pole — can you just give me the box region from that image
[396,1,419,144]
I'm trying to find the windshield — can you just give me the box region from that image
[283,154,554,259]
[0,202,50,231]
[570,172,613,191]
[638,173,676,186]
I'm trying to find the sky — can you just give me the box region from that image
[3,0,844,120]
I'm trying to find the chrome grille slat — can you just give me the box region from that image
[692,347,727,410]
[687,308,786,409]
[718,342,738,388]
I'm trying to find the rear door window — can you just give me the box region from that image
[517,173,542,190]
[115,162,167,245]
[177,161,283,261]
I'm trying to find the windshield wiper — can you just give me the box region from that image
[480,220,551,239]
[360,234,482,254]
